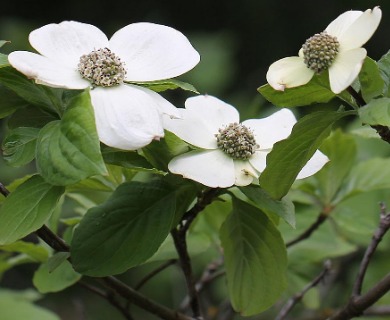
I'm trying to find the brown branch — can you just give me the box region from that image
[275,260,332,320]
[329,272,390,320]
[328,204,390,320]
[286,206,333,248]
[364,305,390,316]
[352,203,390,296]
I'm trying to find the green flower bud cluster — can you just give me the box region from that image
[302,31,339,73]
[215,123,258,160]
[78,48,127,87]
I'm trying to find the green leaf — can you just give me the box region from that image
[315,130,356,204]
[0,241,48,262]
[71,178,177,276]
[0,293,60,320]
[0,53,9,67]
[0,85,31,119]
[258,73,335,107]
[358,97,390,127]
[0,67,55,112]
[2,127,40,166]
[36,90,107,186]
[359,57,385,102]
[378,50,390,97]
[142,130,191,171]
[0,175,65,245]
[102,146,155,171]
[33,258,81,293]
[128,79,199,93]
[7,106,58,129]
[220,198,287,315]
[337,158,390,201]
[239,185,295,227]
[259,110,354,199]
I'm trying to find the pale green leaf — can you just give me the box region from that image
[359,57,385,102]
[359,97,390,127]
[0,241,48,262]
[128,79,199,93]
[0,175,65,245]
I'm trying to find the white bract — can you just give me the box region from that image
[8,21,200,150]
[164,95,329,188]
[266,7,382,94]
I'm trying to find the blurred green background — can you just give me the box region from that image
[0,0,390,319]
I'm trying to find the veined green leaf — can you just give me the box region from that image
[71,178,177,276]
[220,198,287,315]
[359,57,385,102]
[260,110,354,199]
[358,97,390,127]
[0,175,64,245]
[36,90,107,186]
[378,50,390,97]
[2,127,40,167]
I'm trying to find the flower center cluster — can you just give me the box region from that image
[78,48,127,87]
[302,31,339,73]
[215,123,258,160]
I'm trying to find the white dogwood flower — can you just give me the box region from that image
[164,95,328,188]
[8,21,200,150]
[266,7,381,94]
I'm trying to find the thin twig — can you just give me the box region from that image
[352,203,390,296]
[0,182,10,197]
[180,257,225,311]
[275,260,332,320]
[135,259,177,290]
[79,280,134,320]
[171,188,222,319]
[364,305,390,316]
[286,206,333,248]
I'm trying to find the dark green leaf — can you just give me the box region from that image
[260,111,354,199]
[128,79,198,93]
[33,258,81,293]
[239,185,295,227]
[36,90,107,185]
[102,146,154,171]
[71,178,177,276]
[315,130,356,204]
[358,97,390,127]
[0,67,55,112]
[0,175,65,245]
[359,57,385,102]
[0,85,31,118]
[220,198,287,315]
[258,73,335,107]
[2,127,40,166]
[7,106,58,129]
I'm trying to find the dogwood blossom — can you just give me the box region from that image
[8,21,200,150]
[164,95,328,188]
[266,7,381,94]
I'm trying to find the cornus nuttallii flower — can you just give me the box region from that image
[266,7,382,94]
[8,21,200,150]
[164,95,328,188]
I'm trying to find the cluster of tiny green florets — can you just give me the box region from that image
[215,123,259,160]
[78,48,126,87]
[302,31,340,73]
